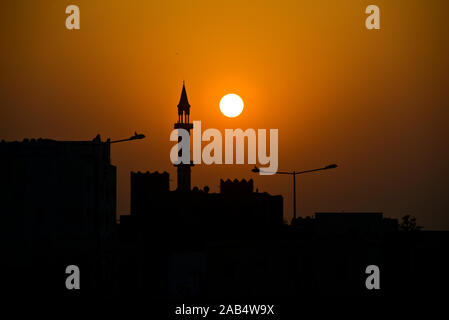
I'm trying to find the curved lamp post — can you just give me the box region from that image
[252,164,338,222]
[110,132,146,144]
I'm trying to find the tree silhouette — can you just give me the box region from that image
[399,214,423,232]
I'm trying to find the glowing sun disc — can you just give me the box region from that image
[220,94,244,118]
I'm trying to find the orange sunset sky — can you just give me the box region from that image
[1,0,448,229]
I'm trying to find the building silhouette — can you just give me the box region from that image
[0,136,116,293]
[117,84,284,296]
[314,212,398,236]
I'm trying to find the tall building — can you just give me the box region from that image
[174,82,194,191]
[0,136,116,292]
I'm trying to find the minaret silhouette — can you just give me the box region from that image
[174,82,194,191]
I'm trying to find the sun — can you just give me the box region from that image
[219,94,244,118]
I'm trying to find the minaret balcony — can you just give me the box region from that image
[174,123,194,130]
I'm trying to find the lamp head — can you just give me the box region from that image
[251,166,260,173]
[130,132,145,140]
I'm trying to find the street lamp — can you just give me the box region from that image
[252,163,338,222]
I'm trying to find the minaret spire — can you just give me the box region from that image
[174,82,194,191]
[178,81,190,109]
